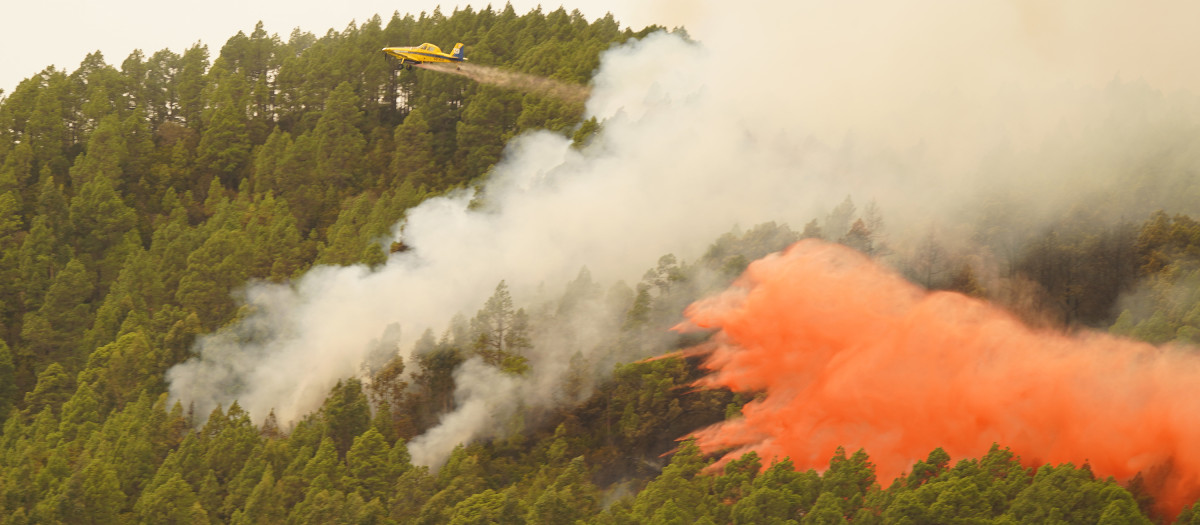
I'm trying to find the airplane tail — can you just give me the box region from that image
[451,43,466,60]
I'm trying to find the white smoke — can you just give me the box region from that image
[168,1,1200,467]
[407,358,520,466]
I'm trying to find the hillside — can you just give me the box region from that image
[2,3,1200,524]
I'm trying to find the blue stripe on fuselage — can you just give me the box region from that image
[402,50,464,62]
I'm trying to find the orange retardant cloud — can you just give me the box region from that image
[678,239,1200,518]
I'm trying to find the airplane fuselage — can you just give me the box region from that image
[382,43,466,67]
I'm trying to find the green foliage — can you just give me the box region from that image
[1111,266,1200,345]
[1005,464,1145,524]
[627,440,713,522]
[173,228,254,329]
[0,339,16,418]
[321,379,373,457]
[56,456,124,524]
[0,6,1185,524]
[345,428,401,501]
[526,456,598,523]
[390,106,441,188]
[449,488,525,524]
[196,69,252,188]
[1136,211,1200,275]
[471,280,532,371]
[23,363,72,417]
[22,258,95,368]
[230,467,285,525]
[1013,222,1141,326]
[134,472,208,524]
[805,492,849,524]
[1106,212,1200,344]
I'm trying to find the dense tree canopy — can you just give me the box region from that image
[0,4,1196,524]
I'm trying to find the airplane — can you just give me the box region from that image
[382,42,467,70]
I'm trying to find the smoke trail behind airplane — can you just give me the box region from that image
[680,239,1200,518]
[417,62,590,105]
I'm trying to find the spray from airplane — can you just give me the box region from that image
[679,239,1200,518]
[417,62,590,105]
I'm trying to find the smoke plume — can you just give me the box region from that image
[417,62,590,105]
[681,239,1200,517]
[407,358,520,466]
[168,1,1200,469]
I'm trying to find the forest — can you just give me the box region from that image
[1,3,1200,524]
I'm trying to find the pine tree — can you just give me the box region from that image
[176,44,210,128]
[526,457,598,524]
[449,488,526,524]
[231,467,286,525]
[452,87,518,182]
[313,81,366,191]
[322,379,372,457]
[0,191,24,337]
[345,428,397,502]
[0,339,17,418]
[174,228,254,329]
[57,382,102,442]
[68,175,138,291]
[315,193,375,266]
[142,49,183,126]
[58,456,125,524]
[196,66,251,189]
[471,281,532,371]
[249,127,291,195]
[804,492,848,525]
[69,113,127,190]
[390,106,441,188]
[134,472,209,524]
[22,362,73,417]
[26,70,73,176]
[21,258,95,367]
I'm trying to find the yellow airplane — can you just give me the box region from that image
[382,43,467,69]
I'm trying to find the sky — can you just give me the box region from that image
[0,0,687,96]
